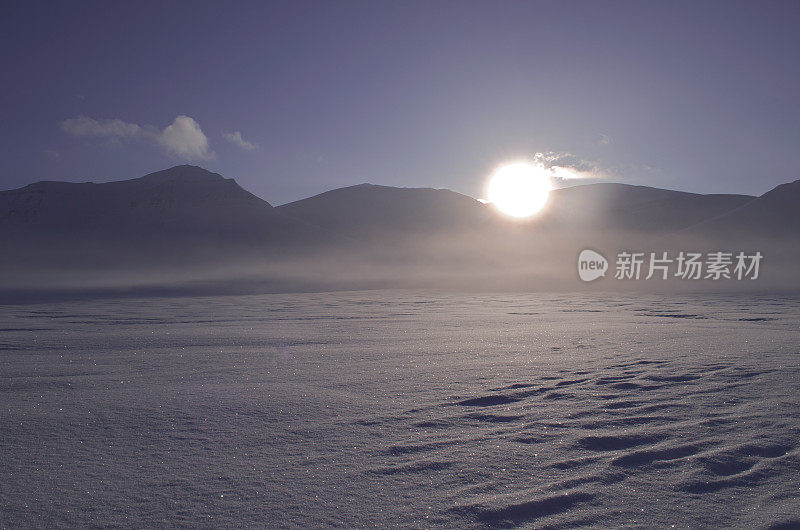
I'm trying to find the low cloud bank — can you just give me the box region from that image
[61,115,214,160]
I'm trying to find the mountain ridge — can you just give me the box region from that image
[0,165,797,296]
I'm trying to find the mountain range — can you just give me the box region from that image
[0,165,797,297]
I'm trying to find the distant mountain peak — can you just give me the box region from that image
[134,165,225,184]
[760,178,800,199]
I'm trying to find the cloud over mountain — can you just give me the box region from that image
[157,116,214,159]
[61,116,143,138]
[531,151,608,182]
[222,131,257,150]
[61,115,214,160]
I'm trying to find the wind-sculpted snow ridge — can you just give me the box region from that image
[435,357,799,527]
[0,292,798,527]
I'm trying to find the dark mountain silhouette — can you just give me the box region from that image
[0,165,274,234]
[275,183,493,240]
[666,179,800,286]
[688,178,800,237]
[0,165,327,271]
[274,182,758,249]
[0,165,796,296]
[536,183,755,234]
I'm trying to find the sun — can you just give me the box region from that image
[486,162,552,218]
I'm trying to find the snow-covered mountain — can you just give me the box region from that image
[0,165,796,295]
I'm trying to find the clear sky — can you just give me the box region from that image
[2,0,798,204]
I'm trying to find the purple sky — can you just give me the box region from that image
[2,0,799,204]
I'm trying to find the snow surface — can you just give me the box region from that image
[0,292,798,528]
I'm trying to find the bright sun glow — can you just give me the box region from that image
[487,162,553,218]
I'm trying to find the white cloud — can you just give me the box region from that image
[61,116,143,138]
[158,116,214,159]
[532,151,608,181]
[222,131,257,150]
[60,115,214,160]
